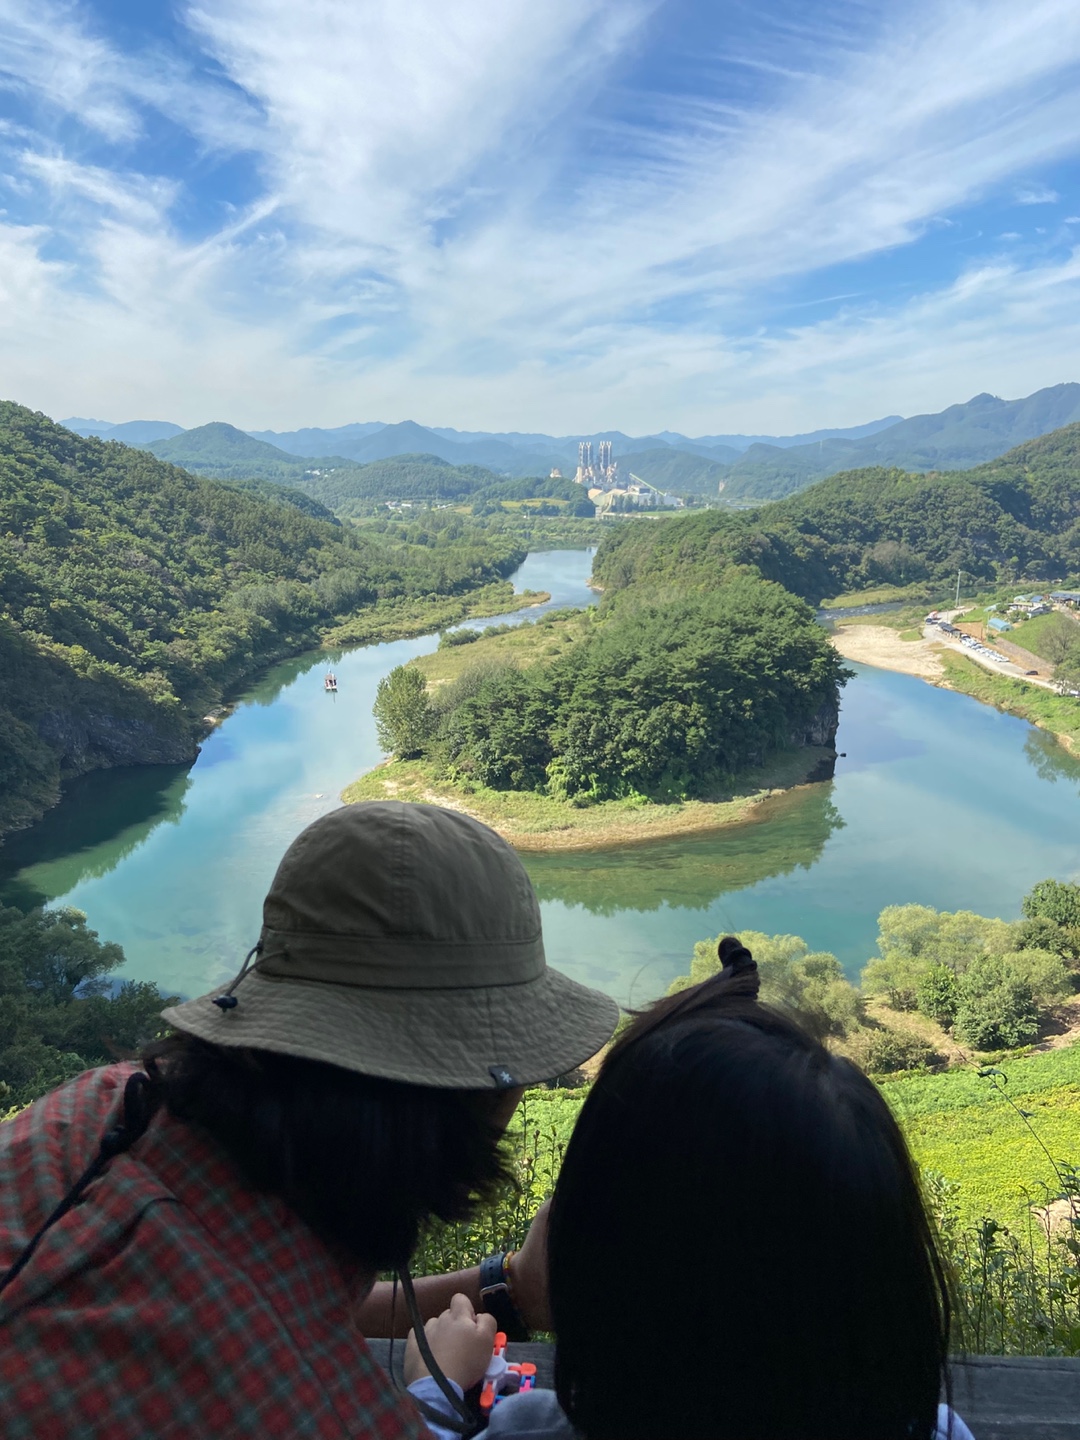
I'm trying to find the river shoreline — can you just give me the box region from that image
[829,623,1080,756]
[829,623,946,681]
[341,747,836,852]
[198,584,552,741]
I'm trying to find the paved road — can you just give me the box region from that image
[927,611,1060,692]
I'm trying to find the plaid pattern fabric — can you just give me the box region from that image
[0,1064,430,1440]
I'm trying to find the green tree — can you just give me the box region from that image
[1023,879,1080,930]
[373,666,432,758]
[0,904,175,1107]
[953,954,1040,1050]
[1038,614,1080,667]
[862,904,1015,1010]
[917,964,961,1028]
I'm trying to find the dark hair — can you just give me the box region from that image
[548,960,951,1440]
[142,1034,513,1272]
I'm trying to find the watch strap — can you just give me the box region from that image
[478,1251,529,1341]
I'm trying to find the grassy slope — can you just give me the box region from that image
[1007,608,1080,662]
[882,1045,1080,1227]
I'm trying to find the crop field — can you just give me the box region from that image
[502,1043,1080,1234]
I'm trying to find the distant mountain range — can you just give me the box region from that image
[58,383,1080,500]
[716,384,1080,500]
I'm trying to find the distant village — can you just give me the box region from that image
[553,441,682,515]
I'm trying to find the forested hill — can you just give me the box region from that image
[0,404,525,836]
[146,421,344,481]
[300,454,594,516]
[594,421,1080,601]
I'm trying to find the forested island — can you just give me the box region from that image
[350,572,847,846]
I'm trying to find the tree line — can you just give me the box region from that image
[674,878,1080,1070]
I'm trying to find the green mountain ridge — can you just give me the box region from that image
[593,420,1080,602]
[0,405,525,838]
[145,421,354,481]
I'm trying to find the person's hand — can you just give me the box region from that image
[510,1198,551,1331]
[404,1292,497,1390]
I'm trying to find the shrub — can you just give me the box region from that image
[953,955,1039,1050]
[1014,915,1068,954]
[917,965,961,1028]
[438,629,480,649]
[861,953,931,1011]
[1003,948,1074,1008]
[859,1027,941,1075]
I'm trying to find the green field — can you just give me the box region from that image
[882,1044,1080,1227]
[502,1043,1080,1236]
[462,1004,1080,1244]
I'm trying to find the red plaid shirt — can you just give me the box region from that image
[0,1064,430,1440]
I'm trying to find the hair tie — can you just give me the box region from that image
[717,935,755,973]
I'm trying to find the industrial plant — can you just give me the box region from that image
[574,440,618,487]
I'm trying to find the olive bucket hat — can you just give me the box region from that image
[162,801,619,1089]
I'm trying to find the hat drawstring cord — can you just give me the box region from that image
[393,1264,473,1435]
[212,943,263,1011]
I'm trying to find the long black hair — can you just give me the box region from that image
[142,1034,514,1273]
[548,952,952,1440]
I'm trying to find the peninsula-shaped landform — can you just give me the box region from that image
[345,578,847,849]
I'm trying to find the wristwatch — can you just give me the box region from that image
[478,1251,530,1341]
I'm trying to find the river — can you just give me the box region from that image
[3,548,1080,1006]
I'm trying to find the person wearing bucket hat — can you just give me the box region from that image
[0,802,618,1440]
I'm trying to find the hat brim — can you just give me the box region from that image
[161,965,619,1089]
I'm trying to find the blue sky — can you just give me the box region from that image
[2,0,1080,434]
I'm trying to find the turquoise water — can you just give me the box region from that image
[3,549,1080,1005]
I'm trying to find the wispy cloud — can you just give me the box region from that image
[1016,185,1060,204]
[1,0,1080,431]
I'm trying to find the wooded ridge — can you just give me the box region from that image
[0,404,526,837]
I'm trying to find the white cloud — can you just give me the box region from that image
[0,0,262,151]
[3,0,1080,431]
[20,153,178,225]
[1016,185,1060,204]
[184,0,652,251]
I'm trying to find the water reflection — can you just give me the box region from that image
[1023,729,1080,790]
[0,765,192,910]
[526,784,844,915]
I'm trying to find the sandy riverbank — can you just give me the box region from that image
[830,623,1080,759]
[829,624,946,681]
[343,748,835,852]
